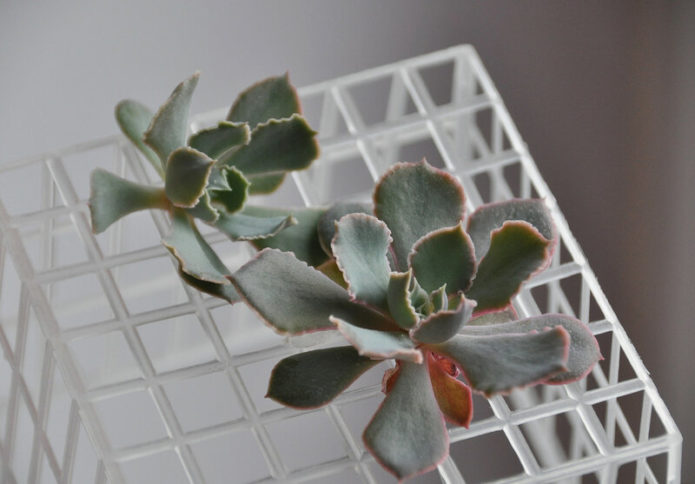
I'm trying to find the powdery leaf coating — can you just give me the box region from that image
[363,361,448,480]
[188,121,250,159]
[332,316,423,363]
[248,206,328,266]
[318,201,372,256]
[144,72,199,165]
[467,199,556,261]
[208,166,250,215]
[164,147,215,208]
[430,327,570,396]
[332,214,392,310]
[162,209,231,285]
[411,295,476,344]
[427,353,473,427]
[89,169,168,234]
[409,223,476,294]
[222,115,318,175]
[186,190,219,223]
[462,314,602,383]
[215,210,295,241]
[231,249,393,334]
[267,346,380,408]
[465,221,550,312]
[374,160,465,271]
[227,74,301,129]
[387,270,419,330]
[115,100,162,176]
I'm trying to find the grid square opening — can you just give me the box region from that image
[46,272,115,331]
[0,160,66,217]
[344,74,418,128]
[68,330,143,389]
[120,450,189,484]
[450,429,524,482]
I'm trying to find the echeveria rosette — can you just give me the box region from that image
[89,73,320,302]
[231,160,601,480]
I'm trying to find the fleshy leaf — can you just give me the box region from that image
[178,271,239,303]
[188,121,250,159]
[427,353,473,427]
[430,285,448,313]
[144,72,199,164]
[162,209,231,285]
[363,361,448,480]
[332,214,392,310]
[115,100,163,176]
[374,160,465,270]
[227,74,300,129]
[318,201,372,256]
[247,173,286,194]
[267,346,380,409]
[165,147,215,208]
[387,270,418,330]
[332,316,422,363]
[410,276,430,315]
[409,223,476,294]
[186,190,219,223]
[215,209,295,241]
[430,327,569,396]
[467,307,517,326]
[89,169,168,234]
[411,295,476,344]
[465,221,550,312]
[317,259,348,289]
[208,166,250,214]
[247,206,328,266]
[221,115,318,175]
[231,249,394,334]
[462,314,601,383]
[467,199,556,260]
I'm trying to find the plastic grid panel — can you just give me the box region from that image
[0,45,681,483]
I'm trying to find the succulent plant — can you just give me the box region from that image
[89,73,320,302]
[231,160,602,480]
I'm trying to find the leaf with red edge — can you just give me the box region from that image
[465,221,551,312]
[332,214,392,310]
[429,327,570,396]
[411,294,476,344]
[332,316,422,363]
[409,223,476,294]
[188,121,250,159]
[427,353,473,427]
[363,361,448,480]
[231,249,394,334]
[318,201,372,256]
[462,314,601,383]
[374,160,465,271]
[467,199,556,261]
[267,346,380,408]
[227,73,301,129]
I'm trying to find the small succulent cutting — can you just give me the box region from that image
[231,160,601,480]
[89,73,320,302]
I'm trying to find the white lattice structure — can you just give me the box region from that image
[0,46,682,483]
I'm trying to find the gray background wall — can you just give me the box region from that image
[1,0,693,478]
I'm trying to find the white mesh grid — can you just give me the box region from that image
[0,45,682,483]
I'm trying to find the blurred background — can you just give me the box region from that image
[1,0,693,479]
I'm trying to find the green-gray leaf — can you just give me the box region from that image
[178,271,239,303]
[231,249,394,334]
[165,147,214,208]
[267,347,380,408]
[374,160,465,271]
[215,209,295,241]
[332,316,422,363]
[188,121,250,159]
[465,221,550,312]
[430,327,569,396]
[248,206,328,266]
[115,100,163,177]
[144,72,199,164]
[411,295,476,344]
[227,74,300,129]
[208,166,250,215]
[221,115,318,175]
[186,190,219,223]
[333,214,392,310]
[387,270,418,330]
[467,199,556,261]
[162,209,232,285]
[409,223,476,294]
[461,314,601,383]
[318,201,372,256]
[247,173,286,194]
[363,361,448,480]
[89,169,168,234]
